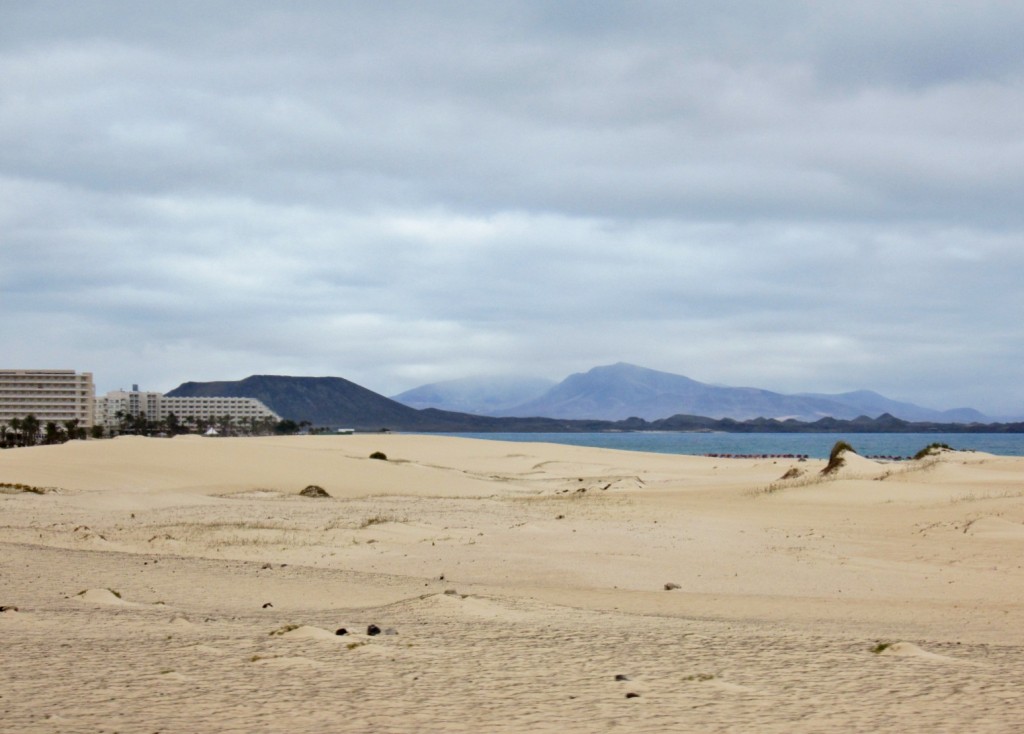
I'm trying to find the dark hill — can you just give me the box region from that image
[165,375,605,431]
[167,375,431,429]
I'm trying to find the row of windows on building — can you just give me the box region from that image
[1,371,279,429]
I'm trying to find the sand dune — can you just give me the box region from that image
[2,435,1023,732]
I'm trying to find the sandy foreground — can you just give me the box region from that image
[1,434,1023,733]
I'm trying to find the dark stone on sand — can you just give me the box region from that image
[0,606,18,612]
[335,628,348,636]
[262,602,273,608]
[367,624,381,636]
[299,485,330,498]
[625,692,640,699]
[664,582,681,591]
[614,674,630,681]
[369,451,388,460]
[444,589,459,596]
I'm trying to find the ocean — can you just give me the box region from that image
[430,432,1024,460]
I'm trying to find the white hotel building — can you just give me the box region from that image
[0,369,96,428]
[95,387,279,428]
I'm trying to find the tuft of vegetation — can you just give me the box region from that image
[821,440,855,475]
[299,484,330,498]
[871,641,894,654]
[779,467,804,480]
[913,442,953,461]
[0,481,54,494]
[369,451,388,460]
[269,624,300,636]
[358,513,404,528]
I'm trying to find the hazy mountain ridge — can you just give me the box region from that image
[390,376,555,414]
[451,363,989,423]
[166,373,1019,433]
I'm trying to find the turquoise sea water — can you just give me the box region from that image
[430,432,1024,459]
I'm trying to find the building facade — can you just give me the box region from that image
[95,388,279,428]
[0,369,96,428]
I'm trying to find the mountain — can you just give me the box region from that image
[165,375,605,431]
[391,375,555,414]
[167,375,422,428]
[495,363,987,423]
[795,390,988,424]
[166,369,996,431]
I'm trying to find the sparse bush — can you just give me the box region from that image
[359,513,404,528]
[821,440,855,475]
[299,484,330,498]
[913,442,952,461]
[369,451,387,460]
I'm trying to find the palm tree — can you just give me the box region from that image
[114,410,128,435]
[63,419,81,441]
[21,415,40,446]
[44,422,63,445]
[9,417,23,447]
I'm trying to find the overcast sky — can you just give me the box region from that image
[2,1,1023,416]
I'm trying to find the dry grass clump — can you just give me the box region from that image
[821,440,855,475]
[269,624,300,636]
[913,442,953,460]
[299,485,331,498]
[0,481,56,494]
[359,513,405,528]
[753,472,835,496]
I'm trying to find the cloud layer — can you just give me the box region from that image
[2,2,1022,415]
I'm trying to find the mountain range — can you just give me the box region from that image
[392,363,988,423]
[164,363,1006,432]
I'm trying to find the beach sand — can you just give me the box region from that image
[2,434,1023,732]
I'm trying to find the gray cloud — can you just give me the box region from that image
[2,2,1023,415]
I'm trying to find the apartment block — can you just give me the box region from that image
[0,369,95,428]
[95,388,279,427]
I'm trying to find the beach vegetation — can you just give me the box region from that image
[299,484,330,498]
[0,482,53,494]
[269,624,300,636]
[871,641,894,654]
[821,440,855,475]
[913,442,952,460]
[358,513,404,528]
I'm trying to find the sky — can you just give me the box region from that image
[2,1,1023,417]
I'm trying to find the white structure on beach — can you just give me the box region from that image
[0,369,96,428]
[95,386,279,428]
